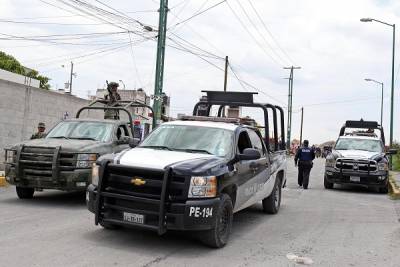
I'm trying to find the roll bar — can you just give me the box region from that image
[75,100,155,138]
[339,120,385,144]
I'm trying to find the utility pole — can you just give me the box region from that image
[300,107,304,145]
[69,61,74,94]
[222,56,229,117]
[153,0,169,128]
[284,66,301,150]
[223,56,229,92]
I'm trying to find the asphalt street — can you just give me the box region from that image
[1,158,400,267]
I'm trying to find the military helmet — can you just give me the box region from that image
[108,81,119,88]
[38,122,45,128]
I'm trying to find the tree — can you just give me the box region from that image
[0,51,51,90]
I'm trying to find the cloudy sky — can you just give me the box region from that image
[0,0,399,144]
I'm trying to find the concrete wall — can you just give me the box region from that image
[0,75,103,158]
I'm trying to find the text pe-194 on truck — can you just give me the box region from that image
[4,100,153,199]
[86,91,287,248]
[324,120,397,193]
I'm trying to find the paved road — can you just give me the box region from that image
[1,159,400,267]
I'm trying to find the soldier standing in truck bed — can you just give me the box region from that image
[31,122,47,139]
[104,81,121,120]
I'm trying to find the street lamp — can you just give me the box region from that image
[361,17,396,167]
[365,78,384,126]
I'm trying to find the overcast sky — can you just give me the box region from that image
[0,0,399,144]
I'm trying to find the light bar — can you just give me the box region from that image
[180,116,240,123]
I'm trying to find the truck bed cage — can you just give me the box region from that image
[339,120,385,144]
[75,100,155,138]
[192,91,286,151]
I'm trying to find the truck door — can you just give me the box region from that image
[234,129,268,211]
[246,129,273,203]
[113,124,130,153]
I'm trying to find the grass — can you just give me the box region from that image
[393,154,400,171]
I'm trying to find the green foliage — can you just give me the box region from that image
[0,51,50,90]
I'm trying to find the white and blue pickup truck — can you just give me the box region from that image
[86,91,287,248]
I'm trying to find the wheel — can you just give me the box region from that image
[262,177,281,214]
[378,185,388,194]
[16,187,34,199]
[324,174,334,189]
[99,221,120,230]
[200,194,233,248]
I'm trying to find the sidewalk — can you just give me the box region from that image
[389,171,400,199]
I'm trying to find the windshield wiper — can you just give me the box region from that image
[177,148,212,154]
[49,136,69,139]
[69,137,97,141]
[140,145,173,151]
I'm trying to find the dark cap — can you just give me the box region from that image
[38,122,45,128]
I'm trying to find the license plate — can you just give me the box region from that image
[350,176,360,182]
[123,212,144,224]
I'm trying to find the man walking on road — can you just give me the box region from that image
[294,140,315,189]
[30,122,47,139]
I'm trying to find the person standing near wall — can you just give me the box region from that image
[31,122,47,139]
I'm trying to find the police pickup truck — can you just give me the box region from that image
[4,100,152,199]
[324,120,397,193]
[86,91,287,247]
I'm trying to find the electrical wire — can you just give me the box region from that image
[225,1,283,67]
[246,0,295,65]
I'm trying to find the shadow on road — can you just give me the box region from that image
[329,184,384,195]
[1,190,86,208]
[82,202,276,253]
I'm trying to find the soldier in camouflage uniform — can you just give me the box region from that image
[104,81,121,120]
[31,122,47,139]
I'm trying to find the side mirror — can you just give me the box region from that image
[115,136,130,145]
[386,148,398,155]
[129,137,140,148]
[237,148,261,161]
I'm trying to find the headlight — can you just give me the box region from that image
[91,163,99,186]
[188,176,217,198]
[378,162,388,171]
[325,158,336,168]
[76,153,97,168]
[5,150,16,164]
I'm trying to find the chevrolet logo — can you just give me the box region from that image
[131,177,146,186]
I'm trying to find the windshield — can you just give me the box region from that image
[139,124,234,158]
[335,138,383,153]
[46,121,114,142]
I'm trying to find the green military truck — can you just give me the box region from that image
[4,100,153,199]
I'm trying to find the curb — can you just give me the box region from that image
[389,175,400,199]
[0,176,7,187]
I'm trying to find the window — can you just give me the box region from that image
[237,131,252,154]
[46,121,113,142]
[140,125,234,158]
[247,129,266,156]
[116,125,129,140]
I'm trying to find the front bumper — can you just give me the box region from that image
[325,168,388,188]
[5,164,90,191]
[86,184,219,232]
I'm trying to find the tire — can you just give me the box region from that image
[99,221,120,230]
[379,185,388,194]
[200,194,233,248]
[16,187,34,199]
[262,177,281,214]
[324,174,334,189]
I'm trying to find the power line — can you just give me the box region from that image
[225,1,282,67]
[246,0,295,65]
[169,0,227,29]
[234,0,290,66]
